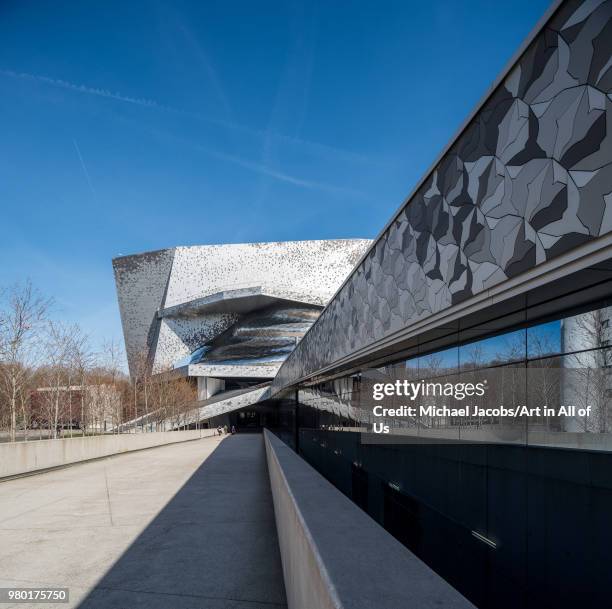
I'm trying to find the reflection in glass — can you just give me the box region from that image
[459,328,525,370]
[527,320,561,359]
[300,300,612,449]
[177,304,319,368]
[560,348,612,433]
[417,347,458,378]
[561,305,612,354]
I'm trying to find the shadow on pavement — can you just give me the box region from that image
[76,434,287,609]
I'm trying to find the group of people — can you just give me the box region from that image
[216,424,236,436]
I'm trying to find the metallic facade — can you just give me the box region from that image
[113,240,371,379]
[274,0,612,391]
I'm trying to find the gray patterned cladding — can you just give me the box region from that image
[274,0,612,391]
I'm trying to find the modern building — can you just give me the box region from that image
[113,240,371,428]
[113,0,612,607]
[262,1,612,608]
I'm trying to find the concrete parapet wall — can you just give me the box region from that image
[263,429,475,609]
[0,430,215,480]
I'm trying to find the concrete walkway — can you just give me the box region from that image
[0,434,287,609]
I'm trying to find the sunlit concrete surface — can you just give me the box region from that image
[0,431,54,443]
[0,434,287,609]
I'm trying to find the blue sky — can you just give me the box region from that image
[0,0,551,355]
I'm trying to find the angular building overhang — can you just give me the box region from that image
[168,362,282,381]
[158,285,326,318]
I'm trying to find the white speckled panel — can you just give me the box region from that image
[113,239,371,378]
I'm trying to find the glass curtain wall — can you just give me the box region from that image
[296,299,612,450]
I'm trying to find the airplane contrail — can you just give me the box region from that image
[72,139,96,199]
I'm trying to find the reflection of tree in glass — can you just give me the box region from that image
[563,309,612,433]
[419,352,444,377]
[461,343,484,370]
[418,353,446,429]
[496,332,524,364]
[527,332,561,431]
[493,335,525,427]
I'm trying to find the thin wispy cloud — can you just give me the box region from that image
[176,21,235,124]
[144,125,364,197]
[0,69,164,111]
[208,148,362,196]
[256,2,318,212]
[0,68,382,166]
[72,139,96,198]
[154,0,237,141]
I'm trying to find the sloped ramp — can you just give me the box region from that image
[170,383,272,429]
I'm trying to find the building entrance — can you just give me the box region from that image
[230,409,261,431]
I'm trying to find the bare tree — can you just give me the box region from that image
[39,321,84,439]
[0,282,50,442]
[564,309,612,433]
[165,378,196,430]
[101,340,127,432]
[18,378,33,441]
[70,331,93,436]
[85,373,111,433]
[132,350,152,432]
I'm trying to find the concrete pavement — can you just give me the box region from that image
[0,434,287,609]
